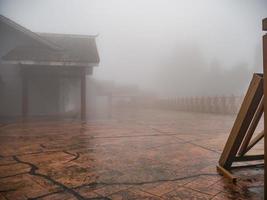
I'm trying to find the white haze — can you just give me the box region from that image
[0,0,266,97]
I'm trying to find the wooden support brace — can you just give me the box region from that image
[234,154,264,162]
[246,130,264,154]
[216,165,237,183]
[238,97,264,156]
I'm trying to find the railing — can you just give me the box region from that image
[155,95,244,115]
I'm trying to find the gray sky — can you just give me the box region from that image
[0,0,266,96]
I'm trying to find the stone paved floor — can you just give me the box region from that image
[0,109,264,200]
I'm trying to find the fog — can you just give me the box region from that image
[0,0,266,97]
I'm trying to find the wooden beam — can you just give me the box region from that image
[238,97,264,156]
[234,154,264,162]
[219,73,263,169]
[245,130,264,154]
[81,69,86,121]
[263,21,267,198]
[216,165,237,183]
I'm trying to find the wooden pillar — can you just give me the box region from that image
[22,68,28,119]
[263,18,267,199]
[108,93,112,119]
[81,68,86,121]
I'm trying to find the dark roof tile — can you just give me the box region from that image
[1,15,99,65]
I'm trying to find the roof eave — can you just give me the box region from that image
[0,15,61,50]
[1,60,99,67]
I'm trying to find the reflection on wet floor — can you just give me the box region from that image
[0,109,264,199]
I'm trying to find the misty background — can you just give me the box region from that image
[0,0,266,97]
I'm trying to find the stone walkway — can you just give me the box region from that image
[0,109,264,199]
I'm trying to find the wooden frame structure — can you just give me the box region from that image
[217,73,264,182]
[217,19,267,199]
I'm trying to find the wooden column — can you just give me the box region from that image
[22,68,28,119]
[263,18,267,199]
[108,93,112,119]
[81,68,86,121]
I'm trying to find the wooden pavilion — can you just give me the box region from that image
[0,15,100,121]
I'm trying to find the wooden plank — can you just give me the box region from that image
[245,130,264,154]
[234,154,264,162]
[80,69,86,121]
[262,26,267,198]
[238,97,264,156]
[219,73,263,169]
[216,165,237,183]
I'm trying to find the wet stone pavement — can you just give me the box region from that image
[0,109,264,199]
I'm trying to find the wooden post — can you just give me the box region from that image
[81,68,86,121]
[262,17,267,199]
[108,93,112,119]
[22,69,28,119]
